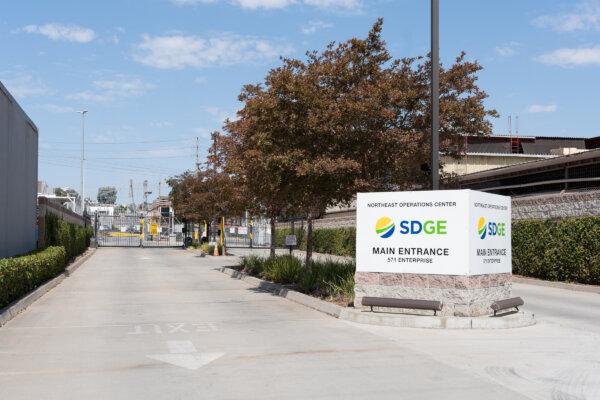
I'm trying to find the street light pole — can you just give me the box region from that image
[77,110,88,215]
[431,0,440,190]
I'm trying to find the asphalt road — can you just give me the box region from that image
[512,282,600,334]
[0,248,598,399]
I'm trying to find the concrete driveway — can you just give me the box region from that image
[0,247,598,399]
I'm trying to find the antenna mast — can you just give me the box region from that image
[195,137,200,172]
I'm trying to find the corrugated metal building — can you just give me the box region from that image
[0,81,39,258]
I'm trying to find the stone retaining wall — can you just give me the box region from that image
[512,190,600,220]
[354,272,511,317]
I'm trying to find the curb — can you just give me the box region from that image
[0,247,97,328]
[513,275,600,294]
[216,267,535,329]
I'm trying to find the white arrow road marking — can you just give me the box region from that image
[147,340,224,370]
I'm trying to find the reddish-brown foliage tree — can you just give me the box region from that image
[221,19,496,263]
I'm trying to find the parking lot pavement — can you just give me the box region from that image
[0,247,598,399]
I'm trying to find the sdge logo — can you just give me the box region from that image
[375,217,395,238]
[375,217,447,238]
[477,217,506,239]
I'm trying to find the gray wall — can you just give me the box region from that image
[0,81,38,258]
[512,191,600,220]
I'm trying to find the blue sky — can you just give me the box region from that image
[2,0,600,204]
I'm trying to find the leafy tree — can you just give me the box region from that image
[222,18,496,263]
[168,133,247,250]
[54,187,78,198]
[97,186,117,204]
[114,204,129,214]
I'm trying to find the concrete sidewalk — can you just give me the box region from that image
[0,247,598,399]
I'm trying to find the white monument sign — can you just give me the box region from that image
[356,190,511,276]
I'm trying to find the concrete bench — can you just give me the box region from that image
[491,297,524,316]
[361,297,443,316]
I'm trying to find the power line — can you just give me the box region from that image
[40,137,196,145]
[40,154,193,160]
[39,160,176,178]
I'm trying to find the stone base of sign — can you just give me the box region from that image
[354,272,511,317]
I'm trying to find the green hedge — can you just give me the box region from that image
[274,226,355,257]
[45,214,93,261]
[513,217,600,285]
[0,246,66,309]
[276,218,600,285]
[312,227,356,257]
[274,227,306,248]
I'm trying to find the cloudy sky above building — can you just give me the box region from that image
[1,0,599,202]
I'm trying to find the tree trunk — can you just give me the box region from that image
[305,213,313,266]
[270,217,276,258]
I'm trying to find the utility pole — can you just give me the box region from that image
[195,137,200,172]
[77,110,88,214]
[143,180,148,211]
[129,179,136,213]
[431,0,440,190]
[158,181,161,198]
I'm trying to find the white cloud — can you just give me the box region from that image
[21,23,95,43]
[1,74,48,98]
[67,76,154,102]
[235,0,294,9]
[536,46,600,67]
[533,1,600,32]
[526,104,557,113]
[170,0,361,11]
[303,0,361,11]
[171,0,293,9]
[494,42,520,57]
[133,33,292,69]
[301,20,333,35]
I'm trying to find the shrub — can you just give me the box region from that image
[307,259,355,298]
[0,246,66,309]
[261,255,303,284]
[241,255,265,275]
[45,214,93,261]
[512,216,600,285]
[238,254,355,301]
